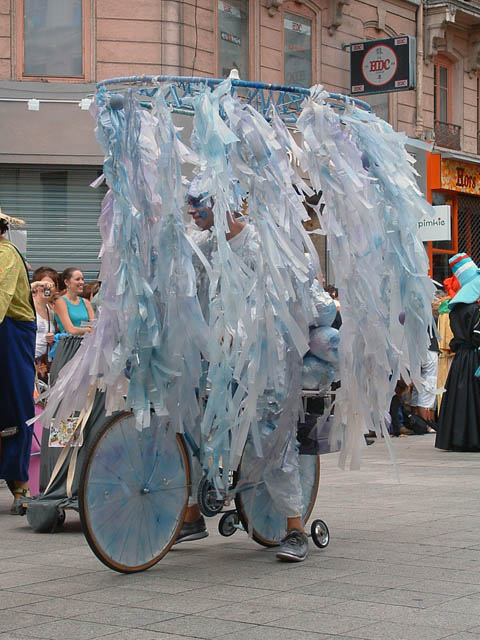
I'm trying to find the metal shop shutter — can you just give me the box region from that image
[0,165,107,281]
[458,194,480,268]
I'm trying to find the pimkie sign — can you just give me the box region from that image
[417,205,451,243]
[350,36,416,96]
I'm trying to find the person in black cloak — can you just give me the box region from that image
[435,253,480,452]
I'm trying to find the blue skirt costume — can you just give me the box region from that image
[0,316,36,482]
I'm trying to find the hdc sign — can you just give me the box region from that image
[350,36,416,96]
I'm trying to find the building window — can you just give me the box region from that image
[433,58,460,149]
[367,93,390,123]
[284,11,312,88]
[19,0,89,80]
[218,0,249,79]
[433,61,450,122]
[477,75,480,154]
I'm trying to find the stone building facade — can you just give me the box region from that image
[1,0,480,280]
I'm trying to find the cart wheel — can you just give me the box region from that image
[235,443,320,548]
[79,412,190,573]
[311,519,329,548]
[197,476,224,517]
[56,509,66,527]
[218,510,239,537]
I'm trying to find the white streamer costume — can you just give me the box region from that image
[36,78,436,551]
[187,209,304,518]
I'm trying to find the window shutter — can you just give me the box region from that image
[0,165,107,280]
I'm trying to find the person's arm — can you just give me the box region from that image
[84,298,95,322]
[0,243,21,323]
[55,297,91,336]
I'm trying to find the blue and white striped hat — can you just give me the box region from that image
[448,253,480,308]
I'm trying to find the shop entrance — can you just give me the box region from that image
[430,192,480,284]
[458,194,480,266]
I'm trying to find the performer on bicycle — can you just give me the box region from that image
[175,178,309,562]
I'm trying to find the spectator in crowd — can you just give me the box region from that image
[54,267,95,336]
[30,266,59,383]
[435,275,460,411]
[326,285,342,330]
[80,280,100,303]
[436,253,480,451]
[410,298,440,433]
[0,210,36,513]
[389,379,411,437]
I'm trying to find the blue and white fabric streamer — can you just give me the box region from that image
[295,86,435,469]
[39,78,436,482]
[38,87,208,434]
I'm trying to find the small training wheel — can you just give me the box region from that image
[218,510,239,537]
[197,476,224,517]
[311,519,330,548]
[56,509,66,527]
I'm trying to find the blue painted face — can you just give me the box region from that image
[187,196,214,230]
[189,197,209,219]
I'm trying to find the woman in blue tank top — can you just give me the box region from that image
[54,267,95,336]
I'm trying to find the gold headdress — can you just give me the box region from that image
[0,207,26,227]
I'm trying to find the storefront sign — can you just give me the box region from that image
[350,36,416,95]
[441,158,480,195]
[221,31,241,46]
[417,205,451,242]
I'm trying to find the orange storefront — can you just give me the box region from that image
[426,154,480,282]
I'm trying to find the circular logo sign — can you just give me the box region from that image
[361,45,397,87]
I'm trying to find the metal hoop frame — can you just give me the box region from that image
[96,75,370,122]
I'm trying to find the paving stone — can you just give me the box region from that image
[296,581,390,600]
[0,589,48,610]
[438,596,480,616]
[9,577,118,598]
[122,576,212,594]
[342,620,453,639]
[439,634,480,640]
[196,600,289,624]
[386,607,480,631]
[0,567,85,589]
[132,593,232,614]
[265,611,371,635]
[330,572,421,588]
[193,584,277,601]
[354,587,458,608]
[400,579,480,597]
[0,610,59,634]
[216,628,337,639]
[89,632,193,640]
[70,586,165,605]
[3,619,124,639]
[251,591,343,611]
[71,605,181,627]
[7,600,112,619]
[225,567,357,590]
[144,615,256,638]
[319,599,422,620]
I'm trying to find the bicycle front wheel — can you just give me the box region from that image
[79,412,189,573]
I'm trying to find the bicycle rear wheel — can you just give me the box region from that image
[235,446,319,548]
[79,412,189,573]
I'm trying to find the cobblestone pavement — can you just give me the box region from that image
[2,434,480,639]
